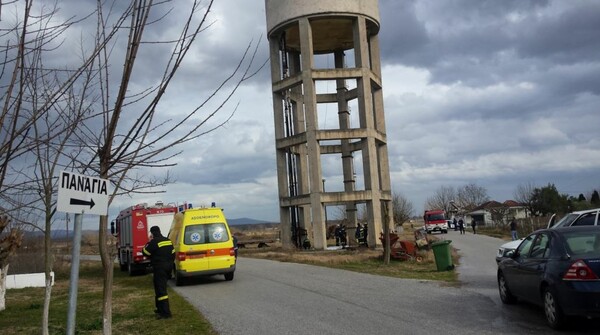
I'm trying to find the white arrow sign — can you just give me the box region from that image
[57,171,109,216]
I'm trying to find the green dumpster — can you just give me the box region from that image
[431,240,454,271]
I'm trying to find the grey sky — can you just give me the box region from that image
[34,0,600,225]
[118,0,599,223]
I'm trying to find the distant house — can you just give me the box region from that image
[466,200,529,227]
[502,200,530,220]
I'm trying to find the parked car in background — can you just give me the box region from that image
[548,208,600,228]
[497,226,600,329]
[446,220,455,230]
[496,208,600,263]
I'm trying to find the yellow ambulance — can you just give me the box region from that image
[168,206,236,285]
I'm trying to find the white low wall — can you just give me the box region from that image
[6,272,54,289]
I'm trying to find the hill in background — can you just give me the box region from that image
[228,217,277,225]
[17,217,277,240]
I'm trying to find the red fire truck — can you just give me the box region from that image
[111,202,178,275]
[423,209,449,234]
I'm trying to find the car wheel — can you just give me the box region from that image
[175,270,184,286]
[498,272,517,304]
[544,287,566,330]
[224,272,234,281]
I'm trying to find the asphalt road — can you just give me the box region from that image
[172,230,599,335]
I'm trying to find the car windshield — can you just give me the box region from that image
[427,214,445,221]
[563,230,600,257]
[552,213,579,228]
[184,223,229,245]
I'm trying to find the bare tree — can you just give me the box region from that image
[0,0,99,319]
[392,192,414,226]
[61,1,263,333]
[1,0,263,333]
[29,82,95,334]
[456,183,489,210]
[21,4,102,331]
[514,182,536,217]
[425,185,456,214]
[489,204,510,227]
[0,2,30,304]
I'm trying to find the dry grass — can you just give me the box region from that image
[230,226,279,242]
[239,225,459,283]
[241,246,457,283]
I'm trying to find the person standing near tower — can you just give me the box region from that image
[143,226,175,319]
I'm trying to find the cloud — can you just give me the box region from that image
[160,0,600,219]
[13,0,597,227]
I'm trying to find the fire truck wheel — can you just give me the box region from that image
[127,260,138,276]
[224,272,234,281]
[119,254,127,271]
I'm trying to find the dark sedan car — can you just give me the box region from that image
[497,226,600,329]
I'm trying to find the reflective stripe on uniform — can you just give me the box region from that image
[157,295,169,301]
[142,248,151,256]
[158,240,172,248]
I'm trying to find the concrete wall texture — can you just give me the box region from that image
[265,0,380,34]
[6,272,54,289]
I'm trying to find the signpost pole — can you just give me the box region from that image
[57,171,109,334]
[66,211,83,335]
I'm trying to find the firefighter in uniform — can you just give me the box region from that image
[142,226,174,319]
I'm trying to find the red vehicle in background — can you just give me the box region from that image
[423,209,448,234]
[111,202,178,275]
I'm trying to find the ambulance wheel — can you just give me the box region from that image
[224,272,234,281]
[175,271,184,286]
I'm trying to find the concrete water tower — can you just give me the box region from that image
[265,0,393,249]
